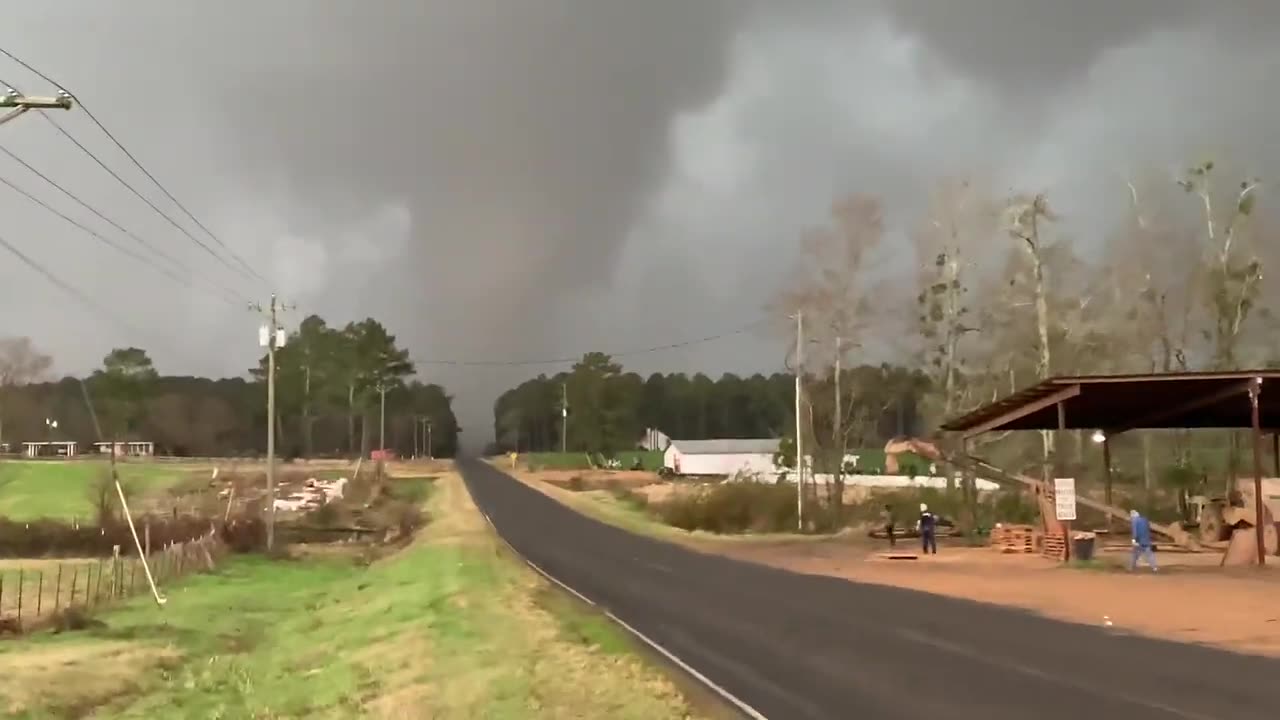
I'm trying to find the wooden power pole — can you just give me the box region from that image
[250,294,292,551]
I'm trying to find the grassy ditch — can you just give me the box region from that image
[0,472,704,719]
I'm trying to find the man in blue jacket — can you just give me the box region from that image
[1129,509,1158,572]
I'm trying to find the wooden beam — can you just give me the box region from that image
[961,384,1081,438]
[1106,380,1255,436]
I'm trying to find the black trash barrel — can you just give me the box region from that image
[1072,532,1096,562]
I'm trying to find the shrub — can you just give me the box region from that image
[655,482,837,534]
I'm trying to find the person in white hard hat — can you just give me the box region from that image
[917,502,938,555]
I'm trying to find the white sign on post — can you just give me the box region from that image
[1054,477,1077,521]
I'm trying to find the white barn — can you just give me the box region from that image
[663,438,780,477]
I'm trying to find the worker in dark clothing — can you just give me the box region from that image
[880,504,896,548]
[918,503,938,554]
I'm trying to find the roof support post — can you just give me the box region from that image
[1102,435,1114,534]
[1272,432,1278,478]
[1248,378,1266,566]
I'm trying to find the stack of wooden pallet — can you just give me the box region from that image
[1041,531,1067,561]
[992,524,1038,554]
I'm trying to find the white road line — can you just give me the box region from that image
[475,496,767,720]
[604,609,770,720]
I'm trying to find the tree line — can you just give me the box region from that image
[494,161,1279,520]
[0,315,459,458]
[490,350,927,455]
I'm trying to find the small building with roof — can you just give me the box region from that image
[663,438,780,478]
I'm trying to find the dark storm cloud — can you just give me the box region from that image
[2,1,1278,447]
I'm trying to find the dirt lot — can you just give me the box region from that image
[708,538,1280,657]
[502,463,1280,658]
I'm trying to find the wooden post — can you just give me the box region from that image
[54,564,63,610]
[16,568,23,624]
[69,566,79,606]
[1272,432,1279,478]
[1057,402,1070,563]
[35,571,43,617]
[1248,380,1266,566]
[1102,436,1114,534]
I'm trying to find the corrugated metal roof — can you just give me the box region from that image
[668,438,780,455]
[940,370,1280,434]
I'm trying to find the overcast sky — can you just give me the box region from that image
[0,1,1277,444]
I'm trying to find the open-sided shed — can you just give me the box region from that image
[940,370,1280,564]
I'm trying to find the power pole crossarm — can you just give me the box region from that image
[0,90,73,127]
[0,90,73,109]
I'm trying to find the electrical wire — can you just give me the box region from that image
[0,231,147,337]
[413,318,774,367]
[0,141,245,301]
[0,169,243,306]
[0,47,267,285]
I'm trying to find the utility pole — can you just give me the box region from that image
[426,419,433,459]
[794,312,804,532]
[0,88,72,127]
[833,335,843,504]
[378,383,387,453]
[249,293,292,552]
[561,382,569,454]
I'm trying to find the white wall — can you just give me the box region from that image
[664,449,778,477]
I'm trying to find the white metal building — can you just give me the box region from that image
[663,438,781,477]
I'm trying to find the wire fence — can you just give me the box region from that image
[0,530,226,634]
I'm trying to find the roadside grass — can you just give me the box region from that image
[515,470,832,546]
[522,450,663,471]
[0,461,190,521]
[0,471,703,719]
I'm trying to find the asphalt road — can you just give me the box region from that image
[459,459,1280,720]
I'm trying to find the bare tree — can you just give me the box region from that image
[0,336,52,446]
[776,194,886,508]
[1177,160,1265,369]
[1003,193,1060,481]
[913,179,998,428]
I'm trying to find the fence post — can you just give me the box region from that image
[69,566,78,607]
[16,568,23,625]
[36,571,43,617]
[95,558,105,604]
[0,572,5,614]
[111,546,121,599]
[129,560,137,596]
[54,563,63,610]
[144,521,151,558]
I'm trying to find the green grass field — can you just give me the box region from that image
[0,461,190,521]
[522,450,663,471]
[0,473,704,719]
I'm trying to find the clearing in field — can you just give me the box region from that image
[0,469,707,720]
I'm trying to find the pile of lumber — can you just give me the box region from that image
[1041,531,1067,561]
[991,524,1038,554]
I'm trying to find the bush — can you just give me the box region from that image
[655,482,838,534]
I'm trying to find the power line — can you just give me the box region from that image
[0,231,146,337]
[0,141,247,303]
[0,47,267,285]
[0,168,243,306]
[414,318,773,367]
